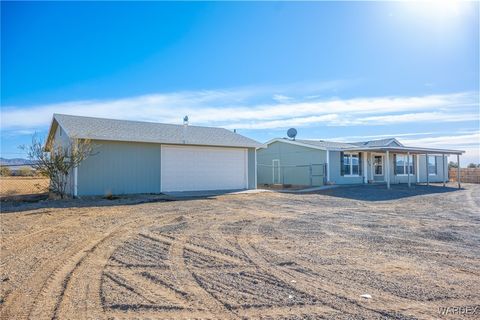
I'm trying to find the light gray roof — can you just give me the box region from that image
[294,139,356,149]
[352,138,402,147]
[269,137,463,154]
[49,114,262,148]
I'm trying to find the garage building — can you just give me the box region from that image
[46,114,261,196]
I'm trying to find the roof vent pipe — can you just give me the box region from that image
[183,115,188,144]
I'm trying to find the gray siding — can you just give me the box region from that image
[416,154,448,183]
[248,148,256,189]
[76,141,256,196]
[382,153,447,184]
[78,140,161,196]
[328,152,448,185]
[387,154,418,184]
[257,141,326,186]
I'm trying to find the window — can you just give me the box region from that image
[395,154,414,175]
[428,156,437,175]
[343,152,360,176]
[374,155,383,175]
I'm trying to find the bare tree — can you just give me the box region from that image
[21,134,94,198]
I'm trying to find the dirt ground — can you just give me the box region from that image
[0,177,49,197]
[1,183,479,319]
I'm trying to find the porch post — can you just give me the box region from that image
[363,152,368,184]
[426,153,429,186]
[416,154,420,183]
[370,153,374,181]
[457,154,461,189]
[407,151,411,188]
[386,150,390,189]
[442,153,446,187]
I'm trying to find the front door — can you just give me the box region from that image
[372,155,384,182]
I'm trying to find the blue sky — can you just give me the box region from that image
[1,1,479,164]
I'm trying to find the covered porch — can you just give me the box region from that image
[342,146,465,189]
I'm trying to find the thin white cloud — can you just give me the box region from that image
[401,132,480,166]
[336,112,478,126]
[272,94,293,103]
[400,132,480,148]
[1,87,478,131]
[322,129,480,142]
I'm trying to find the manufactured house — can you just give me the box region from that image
[46,114,261,196]
[257,138,464,188]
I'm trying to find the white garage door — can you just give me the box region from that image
[161,145,248,192]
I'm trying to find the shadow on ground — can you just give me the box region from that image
[1,188,267,214]
[1,184,462,213]
[0,193,207,214]
[313,183,461,201]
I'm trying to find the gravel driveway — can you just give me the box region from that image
[1,183,479,319]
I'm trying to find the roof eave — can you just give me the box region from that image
[44,116,59,152]
[264,138,329,151]
[66,136,262,149]
[340,146,465,155]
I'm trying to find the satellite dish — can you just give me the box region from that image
[287,128,297,140]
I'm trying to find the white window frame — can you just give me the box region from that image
[428,155,437,176]
[343,152,360,177]
[395,154,414,176]
[373,154,384,176]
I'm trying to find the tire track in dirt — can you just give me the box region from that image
[169,234,240,319]
[184,215,321,319]
[464,186,480,213]
[0,210,177,320]
[2,185,478,319]
[0,210,88,255]
[0,224,103,320]
[0,207,113,260]
[32,215,182,320]
[235,218,410,319]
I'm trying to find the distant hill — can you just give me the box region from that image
[0,158,35,166]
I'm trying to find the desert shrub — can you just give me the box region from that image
[0,166,12,176]
[17,166,34,176]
